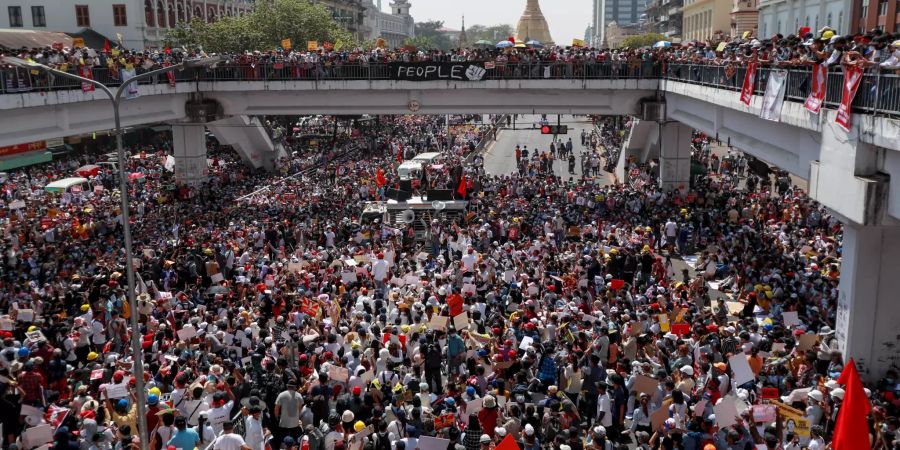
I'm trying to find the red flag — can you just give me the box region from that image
[508,36,516,44]
[103,39,110,53]
[164,62,176,88]
[740,62,757,105]
[833,359,871,450]
[396,145,403,162]
[803,64,827,114]
[376,168,386,187]
[456,175,467,198]
[495,434,518,450]
[835,66,864,132]
[79,65,95,93]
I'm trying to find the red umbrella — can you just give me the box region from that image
[75,165,101,178]
[128,172,145,182]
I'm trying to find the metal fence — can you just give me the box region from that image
[2,61,899,117]
[664,63,900,117]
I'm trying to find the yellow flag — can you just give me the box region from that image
[111,48,120,56]
[335,39,344,51]
[72,37,85,48]
[281,38,292,50]
[307,41,318,51]
[742,31,751,39]
[716,42,727,52]
[572,38,586,47]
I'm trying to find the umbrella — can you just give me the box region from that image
[475,40,493,46]
[514,42,527,48]
[525,40,543,48]
[75,165,101,178]
[128,172,145,182]
[496,41,514,48]
[653,41,672,48]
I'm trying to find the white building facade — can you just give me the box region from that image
[0,0,252,49]
[756,0,850,37]
[363,0,413,48]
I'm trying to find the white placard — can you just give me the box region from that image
[503,270,516,282]
[417,436,450,450]
[23,424,53,449]
[466,398,483,415]
[782,311,800,328]
[176,324,197,341]
[341,271,358,284]
[728,354,756,387]
[714,397,739,429]
[428,315,449,331]
[8,200,25,209]
[519,336,534,350]
[462,284,476,295]
[106,383,129,399]
[210,273,224,283]
[17,309,34,322]
[452,313,469,330]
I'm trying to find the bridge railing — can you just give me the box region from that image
[2,61,899,117]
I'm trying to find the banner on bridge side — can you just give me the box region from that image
[389,62,488,82]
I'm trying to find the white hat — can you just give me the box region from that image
[808,390,824,402]
[679,365,694,376]
[524,424,535,436]
[483,395,497,409]
[831,388,845,400]
[495,427,507,437]
[480,434,491,444]
[593,426,606,437]
[341,410,355,423]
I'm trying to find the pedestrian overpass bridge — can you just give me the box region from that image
[1,62,900,379]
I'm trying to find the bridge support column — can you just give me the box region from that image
[171,123,208,186]
[658,121,692,191]
[835,223,900,381]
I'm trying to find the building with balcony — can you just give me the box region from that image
[645,0,684,38]
[757,0,851,37]
[731,0,759,36]
[312,0,369,41]
[0,0,251,49]
[852,0,899,33]
[682,0,731,41]
[362,0,413,48]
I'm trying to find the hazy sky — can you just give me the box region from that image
[381,0,592,44]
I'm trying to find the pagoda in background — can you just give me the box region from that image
[515,0,554,45]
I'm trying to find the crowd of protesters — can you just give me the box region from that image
[0,105,894,450]
[1,25,899,94]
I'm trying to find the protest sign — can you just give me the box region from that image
[428,315,449,331]
[452,312,469,330]
[633,374,660,395]
[782,311,800,328]
[752,404,777,423]
[328,365,350,383]
[418,436,450,450]
[176,324,197,341]
[728,354,756,386]
[714,397,740,429]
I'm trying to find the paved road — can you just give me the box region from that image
[482,115,616,185]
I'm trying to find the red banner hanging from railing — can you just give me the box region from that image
[740,62,758,106]
[803,64,828,114]
[835,66,865,132]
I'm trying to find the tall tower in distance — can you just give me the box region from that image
[515,0,554,45]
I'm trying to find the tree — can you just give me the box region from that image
[414,20,452,50]
[403,36,437,50]
[466,24,515,43]
[619,33,668,49]
[165,0,354,53]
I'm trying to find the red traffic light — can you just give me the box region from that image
[541,125,552,134]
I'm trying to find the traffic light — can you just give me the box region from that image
[540,125,569,135]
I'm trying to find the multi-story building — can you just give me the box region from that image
[645,0,684,38]
[851,0,899,33]
[682,0,731,41]
[606,20,644,47]
[756,0,850,37]
[0,0,252,49]
[362,0,413,48]
[731,0,758,36]
[592,0,648,47]
[312,0,370,42]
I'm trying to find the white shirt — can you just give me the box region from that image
[244,416,265,450]
[212,432,246,450]
[372,259,389,280]
[596,393,613,427]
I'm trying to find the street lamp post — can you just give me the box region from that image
[2,55,219,450]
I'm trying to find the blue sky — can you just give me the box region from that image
[380,0,592,44]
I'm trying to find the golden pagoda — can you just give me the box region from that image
[515,0,554,45]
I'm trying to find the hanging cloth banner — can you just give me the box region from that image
[759,70,788,121]
[164,62,176,88]
[835,66,865,132]
[740,62,758,105]
[80,66,94,93]
[803,64,828,114]
[120,67,140,99]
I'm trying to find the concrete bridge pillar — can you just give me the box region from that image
[835,223,900,381]
[171,123,209,186]
[658,121,693,191]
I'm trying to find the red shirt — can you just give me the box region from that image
[17,369,45,403]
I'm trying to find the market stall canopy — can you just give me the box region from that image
[44,177,88,193]
[0,28,73,50]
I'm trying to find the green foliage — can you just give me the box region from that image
[466,24,515,43]
[403,36,436,49]
[165,0,355,53]
[413,20,452,50]
[619,33,668,49]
